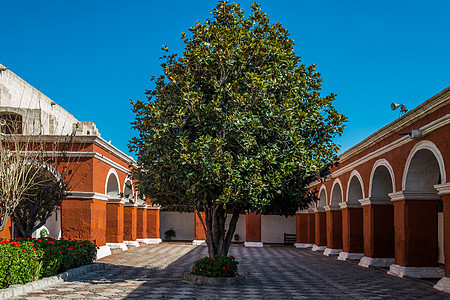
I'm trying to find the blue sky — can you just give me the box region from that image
[1,0,449,158]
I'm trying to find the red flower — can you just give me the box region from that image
[222,274,226,277]
[32,248,36,251]
[227,266,230,268]
[80,244,84,246]
[223,266,226,270]
[192,267,194,270]
[211,257,214,260]
[33,258,37,262]
[61,245,65,247]
[21,249,25,252]
[59,251,62,254]
[73,252,76,255]
[230,256,234,259]
[30,243,34,245]
[38,240,42,242]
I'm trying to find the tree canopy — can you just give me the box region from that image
[130,1,346,256]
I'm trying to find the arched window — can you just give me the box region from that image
[0,112,22,134]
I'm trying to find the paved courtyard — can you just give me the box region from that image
[12,243,450,299]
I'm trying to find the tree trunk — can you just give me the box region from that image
[199,205,241,257]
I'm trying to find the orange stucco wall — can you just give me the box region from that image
[137,207,148,239]
[0,218,12,239]
[194,212,206,240]
[147,209,160,239]
[341,207,363,253]
[363,204,394,258]
[326,210,342,250]
[296,213,308,244]
[393,199,439,267]
[246,212,261,243]
[106,202,124,243]
[61,198,107,246]
[123,205,137,241]
[314,211,327,246]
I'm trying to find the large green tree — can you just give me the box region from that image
[130,1,346,257]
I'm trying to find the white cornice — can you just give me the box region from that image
[324,113,450,181]
[324,205,340,211]
[389,191,441,202]
[66,191,108,201]
[359,197,392,206]
[434,183,450,195]
[339,87,450,162]
[339,202,361,209]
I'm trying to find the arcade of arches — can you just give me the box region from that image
[296,87,450,292]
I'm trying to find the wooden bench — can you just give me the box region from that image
[284,233,296,245]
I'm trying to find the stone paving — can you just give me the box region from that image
[12,243,450,299]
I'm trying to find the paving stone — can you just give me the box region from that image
[9,244,450,299]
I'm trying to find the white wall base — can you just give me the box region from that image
[434,277,450,293]
[359,256,394,268]
[124,241,140,247]
[338,252,364,261]
[96,245,112,260]
[106,243,128,251]
[295,243,314,248]
[388,264,445,278]
[137,238,162,244]
[324,248,342,256]
[312,245,326,252]
[192,240,207,246]
[244,242,264,247]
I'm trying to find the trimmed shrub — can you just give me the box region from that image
[191,256,238,277]
[0,240,44,289]
[0,237,97,289]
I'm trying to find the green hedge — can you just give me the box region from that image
[191,256,238,277]
[0,237,97,289]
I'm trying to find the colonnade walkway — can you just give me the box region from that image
[13,243,450,299]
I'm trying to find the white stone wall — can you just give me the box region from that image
[160,211,195,241]
[261,215,296,244]
[225,214,246,243]
[0,63,98,136]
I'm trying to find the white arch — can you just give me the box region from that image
[105,168,120,197]
[330,178,343,205]
[317,184,327,208]
[346,170,365,202]
[369,159,396,197]
[122,177,134,201]
[402,140,446,191]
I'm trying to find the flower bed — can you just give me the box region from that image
[191,256,238,277]
[0,237,96,289]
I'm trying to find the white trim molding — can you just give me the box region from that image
[434,183,450,195]
[346,170,365,202]
[313,207,325,213]
[105,168,121,195]
[323,248,342,256]
[295,243,314,248]
[369,159,396,197]
[359,197,393,206]
[389,191,441,202]
[96,245,112,260]
[244,242,263,247]
[402,140,446,191]
[359,257,394,268]
[330,178,343,205]
[137,238,162,244]
[338,252,364,261]
[312,245,326,252]
[339,202,362,209]
[106,243,128,251]
[124,241,140,247]
[435,277,450,293]
[193,240,207,246]
[388,264,445,278]
[324,205,341,211]
[66,191,108,201]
